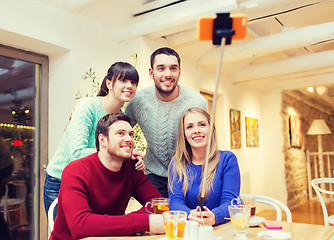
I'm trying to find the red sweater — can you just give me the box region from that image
[51,153,162,240]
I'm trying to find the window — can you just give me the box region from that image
[0,44,48,239]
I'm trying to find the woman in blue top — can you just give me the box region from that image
[168,107,240,226]
[44,62,144,214]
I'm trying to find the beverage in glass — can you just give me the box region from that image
[145,198,170,214]
[231,196,256,217]
[163,211,187,240]
[228,205,250,239]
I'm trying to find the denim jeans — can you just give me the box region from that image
[44,173,61,219]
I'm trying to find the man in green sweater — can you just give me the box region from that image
[125,47,208,197]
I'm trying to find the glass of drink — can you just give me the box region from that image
[228,205,250,239]
[231,196,256,218]
[145,197,170,214]
[163,211,187,240]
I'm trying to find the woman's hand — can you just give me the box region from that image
[132,149,146,172]
[188,206,216,226]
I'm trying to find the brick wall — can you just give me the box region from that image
[281,92,334,209]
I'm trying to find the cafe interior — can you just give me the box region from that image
[1,0,334,239]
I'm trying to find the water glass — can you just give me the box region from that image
[231,196,256,217]
[228,205,250,239]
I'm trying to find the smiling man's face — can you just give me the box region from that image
[105,120,135,159]
[149,54,180,99]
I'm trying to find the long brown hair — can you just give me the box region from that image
[169,107,220,200]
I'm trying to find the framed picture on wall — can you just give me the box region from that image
[200,88,213,114]
[230,109,241,149]
[245,117,259,147]
[289,115,303,148]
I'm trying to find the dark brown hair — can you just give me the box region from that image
[97,62,139,96]
[150,47,181,69]
[95,113,132,151]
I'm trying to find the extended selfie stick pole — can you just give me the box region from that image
[200,13,235,211]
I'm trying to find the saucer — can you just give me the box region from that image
[257,230,292,240]
[157,237,222,240]
[249,216,266,227]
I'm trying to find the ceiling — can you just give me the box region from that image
[3,0,334,114]
[137,0,334,113]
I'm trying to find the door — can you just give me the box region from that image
[0,45,48,240]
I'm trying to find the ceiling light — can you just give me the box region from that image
[307,87,314,93]
[316,86,327,95]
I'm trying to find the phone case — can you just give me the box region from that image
[263,220,283,229]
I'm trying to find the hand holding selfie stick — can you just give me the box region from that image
[197,12,247,211]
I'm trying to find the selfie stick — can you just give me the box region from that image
[198,13,244,210]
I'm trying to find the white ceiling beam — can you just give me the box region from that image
[199,21,334,64]
[64,0,98,11]
[117,0,237,42]
[232,49,334,83]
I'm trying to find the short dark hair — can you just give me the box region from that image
[95,113,132,151]
[150,47,181,69]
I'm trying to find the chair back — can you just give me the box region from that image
[241,194,292,222]
[311,178,334,226]
[0,182,27,227]
[48,197,58,238]
[2,184,9,222]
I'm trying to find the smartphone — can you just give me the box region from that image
[198,13,247,42]
[263,220,283,229]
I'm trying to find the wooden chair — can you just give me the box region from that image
[311,178,334,226]
[241,194,292,222]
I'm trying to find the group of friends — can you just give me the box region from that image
[44,47,241,240]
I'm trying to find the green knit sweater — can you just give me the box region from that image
[47,97,106,179]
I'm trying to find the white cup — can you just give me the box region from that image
[189,221,199,240]
[183,221,191,240]
[199,225,213,240]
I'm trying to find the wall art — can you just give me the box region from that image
[245,117,259,147]
[289,115,303,148]
[230,109,241,149]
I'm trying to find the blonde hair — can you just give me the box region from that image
[169,107,220,200]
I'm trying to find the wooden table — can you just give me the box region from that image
[82,221,334,240]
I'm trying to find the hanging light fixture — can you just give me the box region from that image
[316,86,327,95]
[307,87,314,93]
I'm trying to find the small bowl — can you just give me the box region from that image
[257,230,292,240]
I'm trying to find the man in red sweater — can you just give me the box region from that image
[50,113,165,240]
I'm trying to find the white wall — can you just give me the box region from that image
[193,62,287,203]
[1,0,122,157]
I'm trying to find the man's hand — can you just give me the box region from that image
[132,149,146,172]
[189,206,216,226]
[149,214,165,234]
